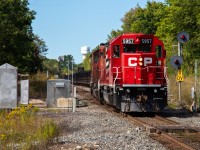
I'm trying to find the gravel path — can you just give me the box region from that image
[47,100,168,150]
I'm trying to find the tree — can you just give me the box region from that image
[157,0,200,74]
[82,53,91,71]
[30,35,48,72]
[121,6,140,33]
[58,54,75,76]
[108,2,167,39]
[42,58,59,75]
[122,2,167,34]
[107,29,122,40]
[0,0,47,73]
[107,7,140,40]
[109,0,200,75]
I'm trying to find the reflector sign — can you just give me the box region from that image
[176,69,184,82]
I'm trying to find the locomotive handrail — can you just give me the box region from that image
[147,66,163,72]
[120,65,167,82]
[113,67,120,93]
[97,67,105,90]
[164,67,170,94]
[148,66,167,81]
[121,66,165,72]
[121,65,163,70]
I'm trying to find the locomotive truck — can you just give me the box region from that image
[90,33,168,112]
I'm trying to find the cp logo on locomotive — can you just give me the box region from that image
[128,57,152,66]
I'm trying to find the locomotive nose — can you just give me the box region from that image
[122,53,156,85]
[148,73,155,84]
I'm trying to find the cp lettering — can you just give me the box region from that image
[128,57,152,66]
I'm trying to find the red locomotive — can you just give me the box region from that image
[90,33,168,112]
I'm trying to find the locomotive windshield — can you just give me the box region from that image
[123,45,136,53]
[138,45,151,52]
[123,45,151,53]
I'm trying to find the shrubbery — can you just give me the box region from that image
[29,72,47,99]
[0,105,59,149]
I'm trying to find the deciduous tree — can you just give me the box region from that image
[0,0,47,73]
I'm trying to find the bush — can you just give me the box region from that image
[168,74,196,108]
[29,72,47,99]
[0,105,59,150]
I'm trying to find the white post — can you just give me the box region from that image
[72,86,76,112]
[191,87,196,112]
[68,61,69,80]
[72,61,73,94]
[194,60,198,111]
[195,60,197,91]
[47,70,49,79]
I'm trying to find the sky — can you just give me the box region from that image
[29,0,164,64]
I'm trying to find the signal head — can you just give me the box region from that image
[181,35,186,40]
[174,59,180,65]
[177,32,189,43]
[170,56,183,69]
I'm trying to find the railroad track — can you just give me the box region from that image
[76,86,200,150]
[126,114,200,150]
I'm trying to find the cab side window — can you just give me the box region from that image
[113,45,120,58]
[155,45,162,58]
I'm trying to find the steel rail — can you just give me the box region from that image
[127,115,197,150]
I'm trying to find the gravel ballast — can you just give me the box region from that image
[47,101,168,150]
[168,113,200,127]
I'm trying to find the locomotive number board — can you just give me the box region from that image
[122,39,134,44]
[141,39,152,44]
[122,38,152,44]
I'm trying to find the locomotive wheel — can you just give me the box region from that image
[120,111,127,117]
[123,112,127,117]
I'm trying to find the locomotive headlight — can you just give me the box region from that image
[126,88,131,93]
[154,89,158,93]
[139,62,143,66]
[139,57,143,61]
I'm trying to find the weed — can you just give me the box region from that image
[0,105,59,150]
[168,75,197,109]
